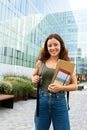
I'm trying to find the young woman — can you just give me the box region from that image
[32,33,77,130]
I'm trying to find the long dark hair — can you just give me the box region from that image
[39,33,71,62]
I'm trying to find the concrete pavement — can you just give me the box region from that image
[0,88,87,130]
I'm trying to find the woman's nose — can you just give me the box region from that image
[51,45,55,49]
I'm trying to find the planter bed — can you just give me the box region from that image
[0,94,14,108]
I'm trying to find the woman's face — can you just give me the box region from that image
[47,38,61,57]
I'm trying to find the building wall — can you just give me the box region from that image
[0,0,87,79]
[0,63,34,81]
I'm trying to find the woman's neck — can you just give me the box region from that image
[46,56,59,69]
[49,56,59,61]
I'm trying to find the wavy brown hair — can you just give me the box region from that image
[39,34,71,62]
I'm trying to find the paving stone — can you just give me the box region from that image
[0,87,87,130]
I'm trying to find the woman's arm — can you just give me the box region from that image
[31,60,42,84]
[48,72,78,92]
[62,72,78,91]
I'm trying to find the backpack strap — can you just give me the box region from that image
[67,91,70,110]
[36,62,44,116]
[36,83,40,116]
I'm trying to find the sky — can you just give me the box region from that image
[69,0,87,11]
[32,0,87,14]
[47,0,87,13]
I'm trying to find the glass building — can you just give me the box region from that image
[0,0,87,80]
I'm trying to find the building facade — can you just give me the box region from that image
[0,0,87,80]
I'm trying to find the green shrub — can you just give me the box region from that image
[0,75,34,97]
[0,81,13,94]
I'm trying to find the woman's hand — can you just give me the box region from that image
[32,75,42,84]
[48,83,63,93]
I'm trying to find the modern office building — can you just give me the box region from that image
[0,0,87,80]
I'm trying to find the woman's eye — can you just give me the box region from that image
[47,43,60,47]
[54,43,58,46]
[48,44,52,47]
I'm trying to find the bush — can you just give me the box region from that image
[0,75,34,97]
[0,81,13,94]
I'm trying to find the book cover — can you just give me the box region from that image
[51,59,75,85]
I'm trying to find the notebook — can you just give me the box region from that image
[51,59,75,85]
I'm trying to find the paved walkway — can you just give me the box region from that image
[0,88,87,130]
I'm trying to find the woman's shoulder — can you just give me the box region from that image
[36,60,43,68]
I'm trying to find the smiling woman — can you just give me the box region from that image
[32,33,77,130]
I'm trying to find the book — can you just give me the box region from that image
[51,59,75,85]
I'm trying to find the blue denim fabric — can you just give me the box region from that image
[34,90,70,130]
